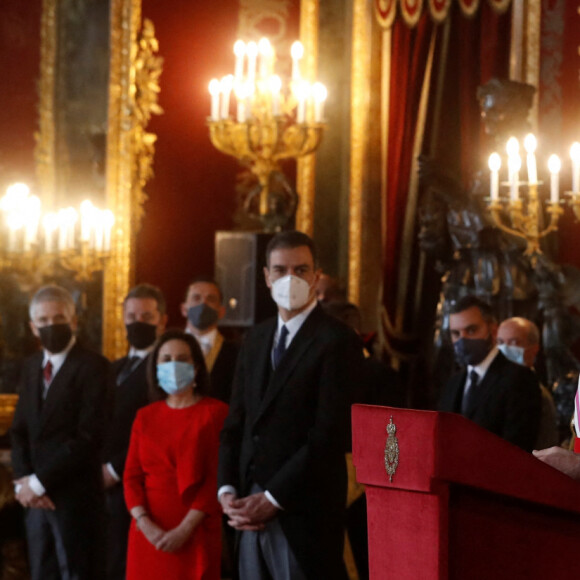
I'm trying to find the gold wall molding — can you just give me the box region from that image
[104,0,163,359]
[35,0,57,208]
[239,0,292,44]
[296,0,319,236]
[348,0,372,306]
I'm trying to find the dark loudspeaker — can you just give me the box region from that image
[215,232,277,327]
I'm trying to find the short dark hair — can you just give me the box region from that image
[147,329,209,402]
[184,276,223,304]
[450,296,496,323]
[323,301,362,333]
[124,284,166,315]
[265,230,318,268]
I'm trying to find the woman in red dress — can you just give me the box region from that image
[124,329,229,579]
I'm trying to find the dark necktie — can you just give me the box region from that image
[273,325,289,369]
[43,360,53,384]
[117,356,141,385]
[461,369,479,415]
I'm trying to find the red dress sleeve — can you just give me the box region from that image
[177,401,229,515]
[123,410,147,510]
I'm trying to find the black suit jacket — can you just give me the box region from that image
[102,355,150,478]
[438,351,541,452]
[218,304,363,580]
[11,343,113,508]
[209,339,239,404]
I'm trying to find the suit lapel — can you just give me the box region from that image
[247,320,276,421]
[28,352,44,424]
[447,370,466,414]
[253,306,322,425]
[41,346,80,425]
[465,352,504,418]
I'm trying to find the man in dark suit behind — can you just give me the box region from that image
[11,285,113,580]
[101,283,167,579]
[181,276,239,403]
[218,231,364,580]
[439,295,541,452]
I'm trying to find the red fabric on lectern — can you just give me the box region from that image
[353,405,580,580]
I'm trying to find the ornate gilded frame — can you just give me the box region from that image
[36,0,162,359]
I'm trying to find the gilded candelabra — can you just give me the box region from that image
[486,136,580,257]
[208,39,327,230]
[0,184,114,282]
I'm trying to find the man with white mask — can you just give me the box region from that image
[218,230,363,580]
[497,317,558,449]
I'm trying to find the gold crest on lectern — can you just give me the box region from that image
[384,416,399,482]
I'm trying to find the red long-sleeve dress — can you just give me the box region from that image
[124,397,228,580]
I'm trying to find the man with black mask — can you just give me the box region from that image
[181,276,239,403]
[102,283,166,579]
[11,285,113,579]
[439,295,541,452]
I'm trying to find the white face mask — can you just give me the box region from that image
[498,343,526,366]
[271,275,311,311]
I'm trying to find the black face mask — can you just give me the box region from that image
[453,335,493,367]
[126,321,157,350]
[38,324,73,354]
[187,303,219,331]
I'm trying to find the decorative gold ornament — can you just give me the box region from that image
[485,136,580,260]
[208,39,326,232]
[384,415,399,483]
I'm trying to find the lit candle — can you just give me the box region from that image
[6,212,23,252]
[524,133,538,185]
[488,153,501,201]
[66,208,78,249]
[270,75,281,116]
[24,195,41,250]
[80,200,93,242]
[57,209,67,251]
[291,41,304,82]
[246,41,258,86]
[548,154,561,204]
[571,142,580,193]
[311,82,328,122]
[235,82,247,122]
[233,40,246,82]
[295,81,309,123]
[220,75,234,119]
[506,137,519,184]
[258,38,271,79]
[208,79,220,121]
[508,154,521,202]
[42,212,58,253]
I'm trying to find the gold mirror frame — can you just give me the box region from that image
[36,0,162,359]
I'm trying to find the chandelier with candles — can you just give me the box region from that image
[486,136,580,257]
[207,38,327,230]
[0,183,114,281]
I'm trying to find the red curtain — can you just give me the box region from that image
[383,3,511,331]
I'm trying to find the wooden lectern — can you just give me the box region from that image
[352,405,580,579]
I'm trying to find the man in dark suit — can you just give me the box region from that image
[11,285,113,580]
[218,231,363,580]
[439,295,541,452]
[101,283,167,579]
[181,276,239,403]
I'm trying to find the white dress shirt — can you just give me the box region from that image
[218,298,318,510]
[463,346,499,402]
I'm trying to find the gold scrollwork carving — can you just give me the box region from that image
[104,0,163,359]
[384,415,399,482]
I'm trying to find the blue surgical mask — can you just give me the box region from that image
[497,343,525,366]
[156,361,195,395]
